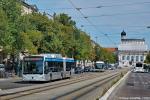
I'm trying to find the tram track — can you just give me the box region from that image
[0,72,105,100]
[52,73,120,100]
[0,69,127,100]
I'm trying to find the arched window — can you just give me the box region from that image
[131,56,134,61]
[127,55,130,61]
[136,56,139,62]
[140,56,144,62]
[122,56,125,60]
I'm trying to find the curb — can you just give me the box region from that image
[0,78,12,81]
[0,77,21,81]
[99,71,131,100]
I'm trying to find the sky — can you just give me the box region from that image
[26,0,150,48]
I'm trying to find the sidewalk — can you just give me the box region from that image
[100,71,130,100]
[0,76,21,81]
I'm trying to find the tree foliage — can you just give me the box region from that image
[145,52,150,64]
[0,0,116,63]
[0,8,13,53]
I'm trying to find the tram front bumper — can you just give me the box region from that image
[22,74,46,81]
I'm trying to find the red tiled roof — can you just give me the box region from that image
[104,48,118,53]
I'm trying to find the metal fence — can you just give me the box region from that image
[0,71,13,78]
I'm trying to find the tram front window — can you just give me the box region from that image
[136,63,142,67]
[23,61,43,74]
[95,63,104,69]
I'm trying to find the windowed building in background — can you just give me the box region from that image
[20,0,38,15]
[118,31,148,67]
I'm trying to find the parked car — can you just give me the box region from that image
[108,67,115,70]
[84,66,92,72]
[117,66,122,69]
[75,67,84,74]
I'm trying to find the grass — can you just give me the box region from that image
[101,71,126,97]
[96,71,128,100]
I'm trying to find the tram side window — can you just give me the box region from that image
[46,61,63,72]
[55,62,63,72]
[66,62,75,71]
[66,62,71,71]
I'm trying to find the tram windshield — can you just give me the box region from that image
[95,63,104,69]
[136,63,143,67]
[23,57,43,74]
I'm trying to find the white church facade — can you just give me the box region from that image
[118,31,148,67]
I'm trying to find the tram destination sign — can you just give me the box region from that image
[24,57,43,61]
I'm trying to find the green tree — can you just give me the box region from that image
[0,8,13,53]
[0,0,26,54]
[145,53,150,64]
[0,0,117,66]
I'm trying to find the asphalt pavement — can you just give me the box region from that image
[0,70,119,90]
[108,72,150,100]
[0,78,43,90]
[0,72,104,90]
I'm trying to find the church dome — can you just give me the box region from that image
[121,30,126,36]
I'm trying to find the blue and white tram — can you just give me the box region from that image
[92,61,105,72]
[22,54,75,81]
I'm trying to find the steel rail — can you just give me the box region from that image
[52,73,120,100]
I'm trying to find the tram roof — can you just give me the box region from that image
[24,54,75,62]
[96,61,104,64]
[45,58,75,62]
[40,53,62,58]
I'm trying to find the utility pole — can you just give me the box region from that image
[95,36,98,44]
[94,36,98,62]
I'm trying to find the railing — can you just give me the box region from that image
[0,71,13,78]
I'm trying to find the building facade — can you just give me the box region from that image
[21,0,38,15]
[118,31,148,67]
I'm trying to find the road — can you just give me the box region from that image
[108,72,150,100]
[0,70,122,90]
[9,72,119,100]
[0,69,128,100]
[0,78,35,90]
[0,73,98,90]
